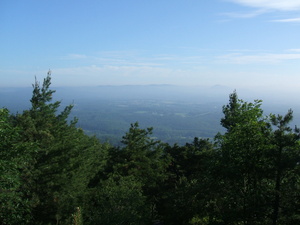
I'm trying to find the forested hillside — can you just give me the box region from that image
[1,72,300,225]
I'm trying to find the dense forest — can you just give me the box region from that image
[1,72,300,225]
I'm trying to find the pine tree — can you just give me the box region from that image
[0,108,35,224]
[15,71,107,224]
[270,110,300,225]
[215,92,273,224]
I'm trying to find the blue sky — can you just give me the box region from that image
[1,0,300,90]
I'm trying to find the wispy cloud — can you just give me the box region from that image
[51,65,199,86]
[221,9,267,18]
[61,51,206,69]
[93,56,163,67]
[62,54,87,60]
[223,0,300,21]
[217,52,300,64]
[288,49,300,52]
[271,17,300,22]
[226,0,300,11]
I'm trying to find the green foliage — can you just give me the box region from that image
[1,71,108,224]
[269,109,300,225]
[2,74,300,225]
[85,175,151,225]
[161,138,218,225]
[89,122,171,222]
[214,93,273,224]
[0,108,35,224]
[117,122,169,187]
[72,207,83,225]
[213,92,300,224]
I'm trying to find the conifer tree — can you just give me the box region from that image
[0,108,35,224]
[270,110,300,225]
[15,71,107,224]
[215,92,273,224]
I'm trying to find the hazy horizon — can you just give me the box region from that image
[2,84,300,145]
[2,83,300,109]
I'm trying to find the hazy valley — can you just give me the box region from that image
[2,84,300,145]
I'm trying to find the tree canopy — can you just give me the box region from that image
[1,72,300,224]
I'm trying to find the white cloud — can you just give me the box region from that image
[227,0,300,11]
[218,52,300,64]
[52,65,194,86]
[93,57,163,67]
[271,17,300,22]
[221,9,267,18]
[288,49,300,52]
[62,54,87,60]
[60,51,206,70]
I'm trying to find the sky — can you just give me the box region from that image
[1,0,300,91]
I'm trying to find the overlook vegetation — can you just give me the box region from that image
[1,72,300,225]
